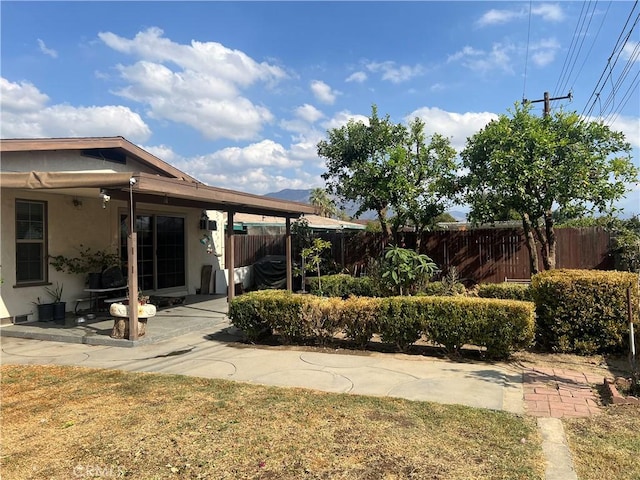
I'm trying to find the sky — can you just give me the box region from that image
[1,1,639,216]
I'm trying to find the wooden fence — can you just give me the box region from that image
[233,227,614,284]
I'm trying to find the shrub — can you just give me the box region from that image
[308,274,376,297]
[378,297,425,352]
[419,281,466,297]
[477,282,532,302]
[230,290,536,359]
[302,297,344,345]
[341,296,381,347]
[227,290,273,341]
[531,269,639,354]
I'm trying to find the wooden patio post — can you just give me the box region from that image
[286,217,292,291]
[127,232,139,341]
[227,210,235,302]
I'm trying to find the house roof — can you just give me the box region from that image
[0,137,317,217]
[0,136,198,182]
[232,212,366,230]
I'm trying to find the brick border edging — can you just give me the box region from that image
[604,378,640,405]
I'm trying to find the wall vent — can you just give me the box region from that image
[12,314,32,324]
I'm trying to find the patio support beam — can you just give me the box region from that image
[127,192,139,341]
[127,233,139,341]
[286,217,292,291]
[227,210,235,303]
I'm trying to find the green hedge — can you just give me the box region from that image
[307,274,376,297]
[477,283,532,302]
[531,269,639,354]
[308,275,465,298]
[229,291,535,359]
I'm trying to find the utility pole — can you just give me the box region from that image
[523,91,573,116]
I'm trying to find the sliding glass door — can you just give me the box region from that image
[120,214,185,291]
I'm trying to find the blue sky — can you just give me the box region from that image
[1,1,639,216]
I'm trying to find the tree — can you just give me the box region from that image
[309,187,337,218]
[391,118,457,249]
[459,102,637,274]
[318,105,406,242]
[317,107,457,247]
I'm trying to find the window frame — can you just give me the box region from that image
[15,198,48,286]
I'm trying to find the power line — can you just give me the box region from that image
[580,1,639,118]
[556,0,599,96]
[553,0,590,97]
[569,1,613,94]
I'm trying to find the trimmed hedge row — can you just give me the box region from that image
[531,269,639,354]
[229,290,535,359]
[477,282,532,302]
[307,274,465,297]
[307,274,376,297]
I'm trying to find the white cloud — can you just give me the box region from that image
[294,104,324,123]
[185,140,301,175]
[37,39,58,58]
[447,43,515,74]
[605,114,640,150]
[98,27,285,141]
[345,71,367,83]
[407,107,498,153]
[198,168,319,195]
[310,80,338,104]
[476,9,524,27]
[321,110,370,131]
[0,78,49,112]
[476,3,564,27]
[99,27,286,86]
[365,61,425,83]
[0,78,151,141]
[622,41,639,62]
[530,38,561,67]
[531,4,565,22]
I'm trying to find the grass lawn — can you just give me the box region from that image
[563,405,640,480]
[1,364,544,480]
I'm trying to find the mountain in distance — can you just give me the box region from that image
[266,189,467,222]
[265,188,311,204]
[265,188,377,219]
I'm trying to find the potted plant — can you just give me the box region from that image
[33,296,54,322]
[44,282,66,323]
[49,245,121,288]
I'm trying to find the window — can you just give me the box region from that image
[15,200,47,284]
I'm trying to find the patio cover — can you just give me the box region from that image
[0,171,316,217]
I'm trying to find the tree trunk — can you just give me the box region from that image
[532,222,553,270]
[377,209,392,246]
[522,215,540,275]
[544,212,557,270]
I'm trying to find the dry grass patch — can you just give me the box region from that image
[1,364,544,480]
[563,405,640,480]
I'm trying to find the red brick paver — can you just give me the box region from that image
[523,367,603,417]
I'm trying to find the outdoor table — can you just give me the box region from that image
[80,285,128,313]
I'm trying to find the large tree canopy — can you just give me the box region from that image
[317,105,457,245]
[317,105,405,239]
[459,102,638,274]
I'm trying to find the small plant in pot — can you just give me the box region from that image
[44,282,66,323]
[49,245,121,288]
[33,296,54,322]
